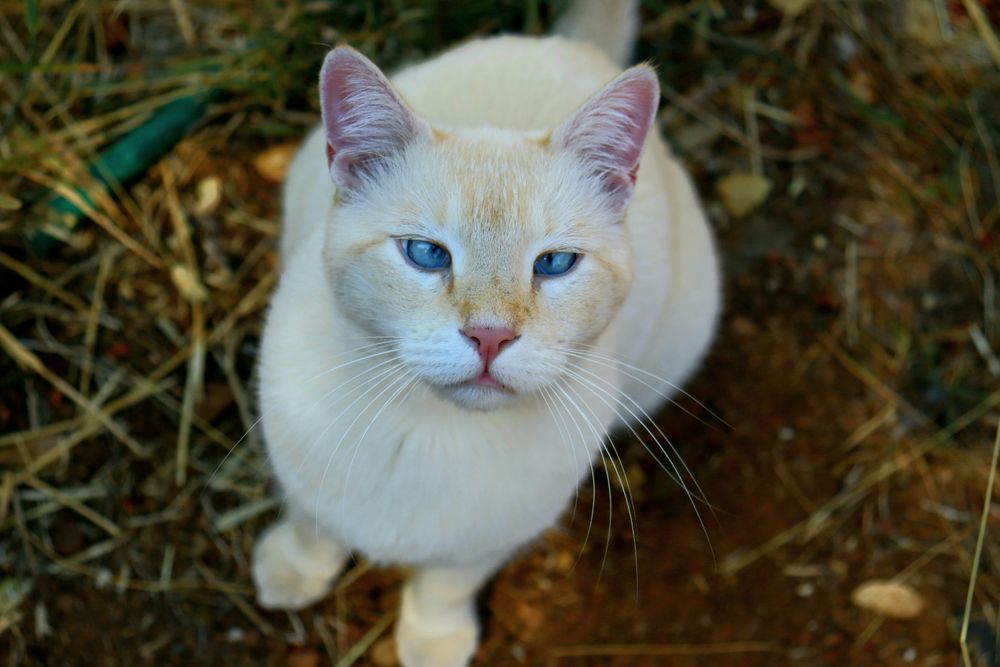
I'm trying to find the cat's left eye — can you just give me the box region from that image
[533,252,579,277]
[401,239,452,271]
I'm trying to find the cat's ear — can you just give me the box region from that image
[552,65,659,212]
[319,47,430,193]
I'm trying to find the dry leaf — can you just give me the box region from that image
[769,0,812,16]
[193,176,222,215]
[717,171,772,218]
[286,650,320,667]
[170,265,208,303]
[254,143,298,183]
[903,0,945,46]
[0,193,22,210]
[848,69,877,104]
[851,580,925,619]
[370,637,399,666]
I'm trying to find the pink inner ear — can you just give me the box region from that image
[319,47,427,192]
[555,67,660,209]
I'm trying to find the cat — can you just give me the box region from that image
[251,1,720,665]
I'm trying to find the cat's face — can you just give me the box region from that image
[317,48,657,410]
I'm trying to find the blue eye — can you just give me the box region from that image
[402,239,451,270]
[533,252,579,276]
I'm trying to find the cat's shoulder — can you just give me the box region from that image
[392,35,620,91]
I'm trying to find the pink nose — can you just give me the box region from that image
[462,327,519,369]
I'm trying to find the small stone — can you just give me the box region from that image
[52,517,86,556]
[851,580,925,619]
[34,602,52,638]
[94,568,113,589]
[553,550,575,574]
[729,315,758,336]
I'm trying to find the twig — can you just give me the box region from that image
[162,162,206,486]
[79,247,116,398]
[0,252,89,312]
[960,0,1000,71]
[0,322,150,459]
[960,418,1000,667]
[22,476,120,537]
[550,641,782,659]
[333,610,397,667]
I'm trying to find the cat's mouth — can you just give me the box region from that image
[433,369,518,410]
[462,371,511,392]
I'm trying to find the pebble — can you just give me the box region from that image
[850,580,925,619]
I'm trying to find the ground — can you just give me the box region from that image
[1,1,999,666]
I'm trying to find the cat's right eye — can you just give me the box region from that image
[401,239,452,271]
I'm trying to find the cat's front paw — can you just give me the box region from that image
[395,600,478,667]
[252,519,348,610]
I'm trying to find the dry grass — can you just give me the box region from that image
[1,1,999,666]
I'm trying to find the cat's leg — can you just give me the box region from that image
[252,508,350,610]
[396,558,502,667]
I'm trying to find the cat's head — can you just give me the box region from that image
[318,47,658,410]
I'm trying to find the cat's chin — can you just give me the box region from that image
[436,382,518,411]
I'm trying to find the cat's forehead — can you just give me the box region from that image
[418,129,559,237]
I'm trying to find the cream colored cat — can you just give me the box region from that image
[252,1,720,665]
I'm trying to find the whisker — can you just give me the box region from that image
[205,341,401,488]
[559,363,687,494]
[564,344,731,430]
[313,366,413,536]
[540,386,581,526]
[550,381,620,581]
[564,360,713,509]
[560,362,716,562]
[342,372,420,497]
[546,382,600,570]
[558,376,640,596]
[290,360,406,498]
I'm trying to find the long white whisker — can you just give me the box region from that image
[560,362,715,562]
[292,358,407,472]
[292,361,405,497]
[342,372,420,497]
[559,376,640,596]
[551,381,619,580]
[547,382,600,569]
[565,345,731,429]
[540,386,581,525]
[313,366,412,536]
[559,363,686,493]
[564,360,713,509]
[206,341,401,487]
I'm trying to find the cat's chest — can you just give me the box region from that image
[267,390,607,565]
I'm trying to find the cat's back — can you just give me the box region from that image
[392,36,620,130]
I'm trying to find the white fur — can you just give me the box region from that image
[254,10,720,667]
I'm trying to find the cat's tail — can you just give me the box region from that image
[551,0,640,67]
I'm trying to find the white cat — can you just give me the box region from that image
[252,1,720,665]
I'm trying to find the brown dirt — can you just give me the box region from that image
[2,2,999,666]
